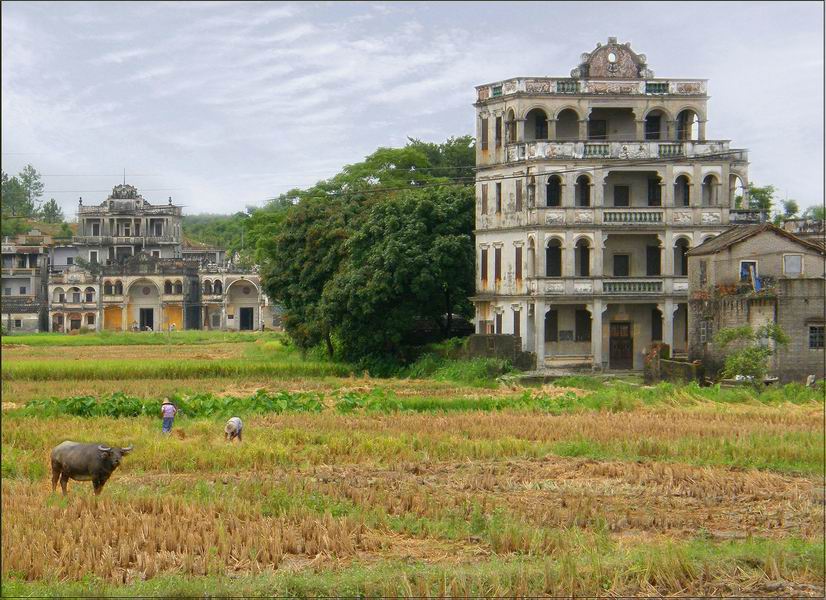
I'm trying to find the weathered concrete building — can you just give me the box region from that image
[1,230,51,332]
[471,38,754,370]
[686,224,825,382]
[45,184,275,332]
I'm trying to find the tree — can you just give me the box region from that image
[1,171,34,218]
[251,137,477,361]
[18,164,45,215]
[781,199,799,218]
[802,205,826,221]
[747,184,775,212]
[40,198,64,223]
[321,185,475,363]
[714,324,789,382]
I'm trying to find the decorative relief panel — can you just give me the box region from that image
[574,211,594,224]
[673,82,705,94]
[544,143,576,158]
[586,81,642,94]
[673,281,689,292]
[616,144,649,159]
[528,281,538,295]
[672,211,693,225]
[502,81,517,94]
[544,211,565,225]
[525,80,551,93]
[574,281,593,294]
[477,88,490,101]
[544,282,565,294]
[701,212,721,224]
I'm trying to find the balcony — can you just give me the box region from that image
[510,140,739,162]
[1,267,41,276]
[603,210,663,225]
[603,279,663,294]
[73,235,176,245]
[476,78,707,101]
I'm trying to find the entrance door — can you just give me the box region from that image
[139,308,154,331]
[239,307,254,331]
[609,322,633,369]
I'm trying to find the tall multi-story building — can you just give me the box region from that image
[46,183,277,333]
[472,38,754,370]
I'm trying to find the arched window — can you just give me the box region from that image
[674,175,691,207]
[674,238,690,277]
[84,287,95,303]
[69,287,81,303]
[575,175,590,207]
[114,280,123,295]
[644,110,666,140]
[174,280,183,294]
[546,175,562,207]
[104,281,113,295]
[545,239,562,277]
[203,280,213,295]
[729,174,747,208]
[524,108,548,141]
[702,174,718,207]
[213,280,222,295]
[164,280,173,294]
[556,109,579,141]
[676,109,699,141]
[53,287,65,303]
[575,239,590,277]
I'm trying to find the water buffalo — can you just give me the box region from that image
[224,417,243,442]
[50,441,133,496]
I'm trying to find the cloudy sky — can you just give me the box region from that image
[2,1,823,217]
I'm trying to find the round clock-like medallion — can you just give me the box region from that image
[608,52,617,63]
[142,286,150,295]
[243,286,251,295]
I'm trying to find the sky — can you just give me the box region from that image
[2,1,823,217]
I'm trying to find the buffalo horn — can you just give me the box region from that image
[121,445,133,453]
[98,445,111,452]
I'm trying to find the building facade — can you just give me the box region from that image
[472,38,753,370]
[44,184,275,332]
[686,224,825,382]
[1,230,51,332]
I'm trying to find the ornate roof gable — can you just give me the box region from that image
[571,37,653,79]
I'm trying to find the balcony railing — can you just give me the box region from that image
[510,140,739,162]
[604,211,663,224]
[476,78,707,101]
[603,279,663,294]
[73,235,176,245]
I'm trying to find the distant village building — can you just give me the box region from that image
[1,229,51,331]
[686,223,825,382]
[0,183,279,333]
[781,218,825,245]
[472,38,758,370]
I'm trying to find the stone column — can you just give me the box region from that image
[667,120,678,141]
[698,120,707,142]
[534,299,546,364]
[635,119,645,141]
[578,119,588,140]
[593,170,605,208]
[121,305,127,331]
[546,119,557,141]
[594,233,605,277]
[516,119,526,143]
[660,299,675,351]
[535,231,546,278]
[590,299,604,369]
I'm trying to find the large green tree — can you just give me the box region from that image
[748,184,775,211]
[321,185,475,362]
[1,171,34,218]
[250,137,475,361]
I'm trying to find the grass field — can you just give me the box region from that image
[1,331,824,597]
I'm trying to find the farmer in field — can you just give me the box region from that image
[224,417,243,442]
[161,398,177,434]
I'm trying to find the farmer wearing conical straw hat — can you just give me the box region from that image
[160,398,177,435]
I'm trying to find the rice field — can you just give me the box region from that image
[1,332,824,597]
